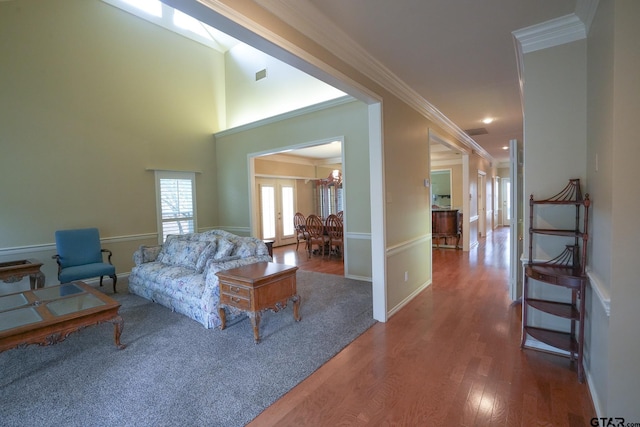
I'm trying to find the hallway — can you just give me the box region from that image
[251,227,595,426]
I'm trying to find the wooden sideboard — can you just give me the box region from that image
[432,209,462,249]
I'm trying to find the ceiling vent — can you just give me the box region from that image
[255,68,268,81]
[464,127,489,136]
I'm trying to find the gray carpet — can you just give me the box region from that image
[0,271,375,427]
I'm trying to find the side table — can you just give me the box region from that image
[0,259,45,290]
[216,262,299,343]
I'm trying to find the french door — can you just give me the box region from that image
[256,178,297,247]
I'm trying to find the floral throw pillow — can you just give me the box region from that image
[195,241,218,273]
[160,239,209,270]
[234,240,257,258]
[213,237,235,261]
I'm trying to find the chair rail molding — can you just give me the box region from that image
[386,234,431,258]
[586,268,611,317]
[0,233,158,256]
[345,232,371,240]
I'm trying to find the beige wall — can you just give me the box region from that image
[586,1,614,414]
[0,0,225,282]
[523,40,588,258]
[587,0,640,418]
[521,1,640,417]
[225,44,345,128]
[521,40,588,356]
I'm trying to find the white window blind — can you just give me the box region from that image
[155,171,196,243]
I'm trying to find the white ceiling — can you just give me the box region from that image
[261,0,578,164]
[278,141,342,162]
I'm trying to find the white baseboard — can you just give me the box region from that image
[387,279,432,318]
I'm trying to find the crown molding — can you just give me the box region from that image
[575,0,600,35]
[190,0,381,105]
[253,0,494,164]
[512,0,599,118]
[512,14,586,54]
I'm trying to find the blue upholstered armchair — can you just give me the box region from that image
[52,228,118,293]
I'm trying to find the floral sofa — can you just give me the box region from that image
[129,230,272,329]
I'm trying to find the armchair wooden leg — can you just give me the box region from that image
[111,274,117,293]
[99,276,104,287]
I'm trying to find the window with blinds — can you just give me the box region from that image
[155,171,196,243]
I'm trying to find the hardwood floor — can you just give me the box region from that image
[252,228,595,426]
[271,243,344,276]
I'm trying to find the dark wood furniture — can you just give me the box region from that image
[521,179,590,382]
[293,212,309,251]
[432,209,461,249]
[263,240,274,258]
[325,214,344,259]
[0,259,45,290]
[306,214,329,259]
[0,281,125,352]
[216,262,300,343]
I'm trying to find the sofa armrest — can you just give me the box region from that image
[133,245,162,266]
[203,255,272,278]
[203,255,272,294]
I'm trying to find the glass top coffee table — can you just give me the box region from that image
[0,281,125,352]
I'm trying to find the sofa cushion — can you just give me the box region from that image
[195,241,217,273]
[213,237,235,260]
[233,239,259,258]
[159,239,209,269]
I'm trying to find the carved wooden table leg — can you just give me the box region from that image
[218,306,227,330]
[29,271,45,289]
[249,312,262,344]
[110,315,126,349]
[292,295,301,322]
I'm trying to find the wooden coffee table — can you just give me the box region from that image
[0,259,45,290]
[216,262,300,343]
[0,281,125,352]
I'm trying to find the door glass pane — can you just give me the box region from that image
[282,186,294,236]
[261,186,275,239]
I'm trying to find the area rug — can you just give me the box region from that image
[0,271,375,427]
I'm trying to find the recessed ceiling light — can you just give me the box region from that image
[482,118,494,124]
[502,146,509,150]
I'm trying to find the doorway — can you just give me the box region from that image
[256,178,297,247]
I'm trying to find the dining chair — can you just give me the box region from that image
[325,214,344,259]
[52,228,118,293]
[305,214,328,259]
[293,212,309,251]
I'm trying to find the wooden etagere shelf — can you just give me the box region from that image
[521,179,590,383]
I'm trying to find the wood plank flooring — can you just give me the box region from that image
[252,228,595,426]
[271,242,344,276]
